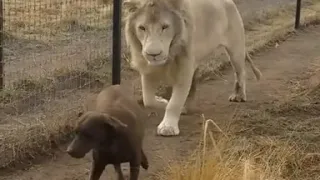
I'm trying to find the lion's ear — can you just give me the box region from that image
[123,0,139,13]
[169,0,184,10]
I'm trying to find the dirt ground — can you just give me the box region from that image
[0,22,319,180]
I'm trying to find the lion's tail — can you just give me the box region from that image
[245,53,262,81]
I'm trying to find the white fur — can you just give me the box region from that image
[123,0,262,136]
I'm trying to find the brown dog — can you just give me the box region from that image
[66,84,149,180]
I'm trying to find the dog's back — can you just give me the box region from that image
[84,84,147,143]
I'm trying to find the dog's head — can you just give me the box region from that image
[66,111,128,159]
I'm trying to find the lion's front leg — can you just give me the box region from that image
[157,66,194,136]
[141,74,168,109]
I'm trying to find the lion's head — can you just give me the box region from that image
[123,0,192,66]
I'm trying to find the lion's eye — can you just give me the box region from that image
[162,24,169,30]
[138,26,146,31]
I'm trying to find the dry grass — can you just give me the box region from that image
[160,117,305,180]
[0,109,78,168]
[1,0,320,171]
[245,0,320,54]
[4,0,113,42]
[161,117,299,180]
[1,67,105,112]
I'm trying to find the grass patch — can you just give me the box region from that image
[245,0,320,54]
[0,108,79,169]
[161,118,302,180]
[4,0,114,43]
[0,66,105,115]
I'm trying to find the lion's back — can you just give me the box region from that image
[188,0,240,61]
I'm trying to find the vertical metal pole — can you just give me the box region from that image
[295,0,302,29]
[0,0,4,90]
[112,0,122,85]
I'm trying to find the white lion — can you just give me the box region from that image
[122,0,262,136]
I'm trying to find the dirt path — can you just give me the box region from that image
[1,24,319,180]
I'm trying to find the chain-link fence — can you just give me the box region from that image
[0,0,115,126]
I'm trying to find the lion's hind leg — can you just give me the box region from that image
[225,42,247,102]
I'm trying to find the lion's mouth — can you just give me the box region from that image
[147,59,167,66]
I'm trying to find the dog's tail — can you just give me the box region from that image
[246,53,262,80]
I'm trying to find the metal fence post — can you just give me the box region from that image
[295,0,302,29]
[112,0,122,85]
[0,0,4,90]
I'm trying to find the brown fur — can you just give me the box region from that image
[67,85,149,180]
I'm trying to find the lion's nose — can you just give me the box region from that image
[146,51,162,57]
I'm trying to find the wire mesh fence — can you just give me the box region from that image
[0,0,115,127]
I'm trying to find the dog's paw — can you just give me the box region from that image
[157,120,180,136]
[141,162,149,170]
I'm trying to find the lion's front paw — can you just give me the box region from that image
[157,120,180,136]
[228,93,246,102]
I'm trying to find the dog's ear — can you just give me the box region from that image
[123,0,139,13]
[101,114,128,131]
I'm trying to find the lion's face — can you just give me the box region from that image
[125,0,182,66]
[135,10,176,66]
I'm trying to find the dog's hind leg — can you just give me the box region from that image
[88,159,105,180]
[129,152,142,180]
[141,149,149,170]
[114,164,125,180]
